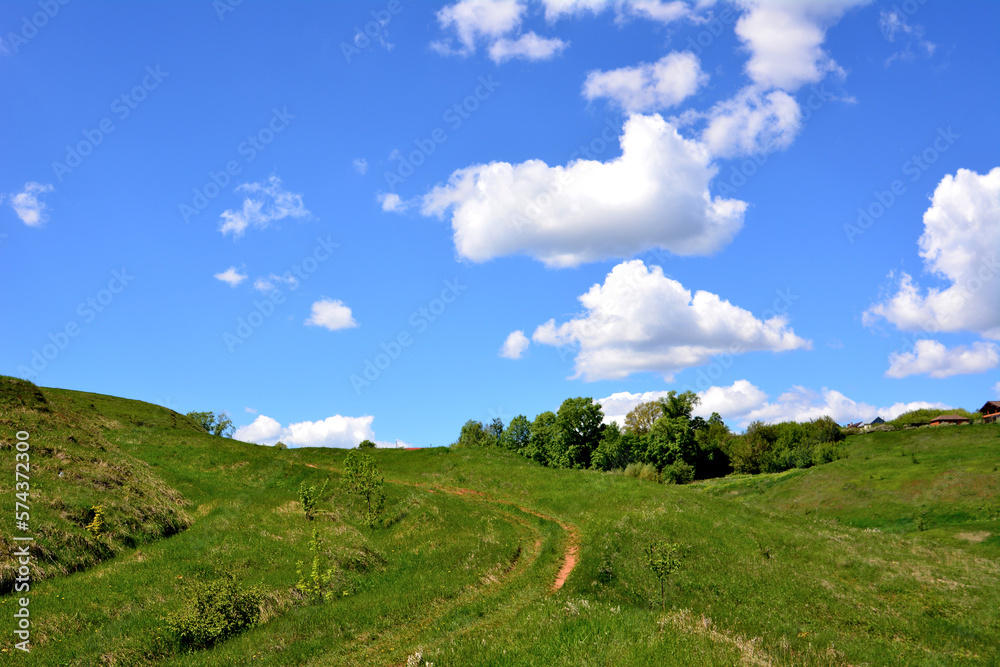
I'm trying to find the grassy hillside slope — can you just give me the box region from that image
[1,379,998,666]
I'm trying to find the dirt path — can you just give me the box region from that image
[416,483,580,592]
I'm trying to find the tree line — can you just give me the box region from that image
[454,392,845,482]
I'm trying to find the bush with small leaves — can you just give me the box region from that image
[296,529,340,604]
[298,479,329,521]
[645,540,682,612]
[343,451,386,528]
[85,505,105,538]
[165,575,262,651]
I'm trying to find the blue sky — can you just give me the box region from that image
[2,0,998,447]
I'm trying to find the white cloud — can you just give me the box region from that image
[540,0,692,24]
[499,330,530,359]
[421,113,747,267]
[700,87,802,158]
[253,273,299,292]
[214,266,247,287]
[864,168,1000,340]
[886,339,1000,379]
[530,260,810,380]
[489,31,568,62]
[583,52,707,112]
[378,192,408,212]
[734,0,864,92]
[598,380,769,426]
[598,379,947,428]
[234,413,377,448]
[305,298,358,331]
[695,379,771,419]
[431,0,525,55]
[6,182,53,226]
[219,175,310,238]
[352,158,368,174]
[244,406,258,414]
[737,385,947,427]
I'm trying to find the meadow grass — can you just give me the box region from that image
[1,378,999,665]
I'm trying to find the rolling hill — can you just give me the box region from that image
[1,377,998,666]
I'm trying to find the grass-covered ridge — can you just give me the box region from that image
[1,378,998,665]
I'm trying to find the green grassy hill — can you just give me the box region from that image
[1,377,998,665]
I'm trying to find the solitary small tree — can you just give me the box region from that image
[186,411,235,438]
[343,451,385,528]
[296,528,339,603]
[298,479,329,521]
[644,540,682,612]
[357,439,377,450]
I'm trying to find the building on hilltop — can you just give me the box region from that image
[979,401,1000,424]
[929,414,970,426]
[860,416,885,431]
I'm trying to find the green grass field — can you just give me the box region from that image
[1,376,999,665]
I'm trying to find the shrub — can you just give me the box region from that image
[343,451,386,528]
[357,439,377,450]
[298,479,329,521]
[165,576,262,651]
[85,505,105,538]
[296,529,341,604]
[624,462,643,478]
[637,463,661,483]
[644,540,681,612]
[662,460,695,484]
[274,441,288,450]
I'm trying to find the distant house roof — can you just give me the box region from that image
[981,401,1000,423]
[930,414,970,424]
[861,416,885,426]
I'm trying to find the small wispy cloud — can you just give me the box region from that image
[214,266,248,287]
[6,182,54,226]
[352,158,368,175]
[219,175,310,238]
[305,298,358,331]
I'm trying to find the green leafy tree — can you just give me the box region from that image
[591,422,633,471]
[657,390,700,420]
[455,420,487,448]
[624,401,663,436]
[298,479,329,521]
[343,451,385,528]
[503,415,532,453]
[644,540,682,612]
[485,417,504,446]
[186,411,235,438]
[553,397,605,468]
[274,441,288,450]
[646,416,695,471]
[527,411,557,465]
[357,439,377,450]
